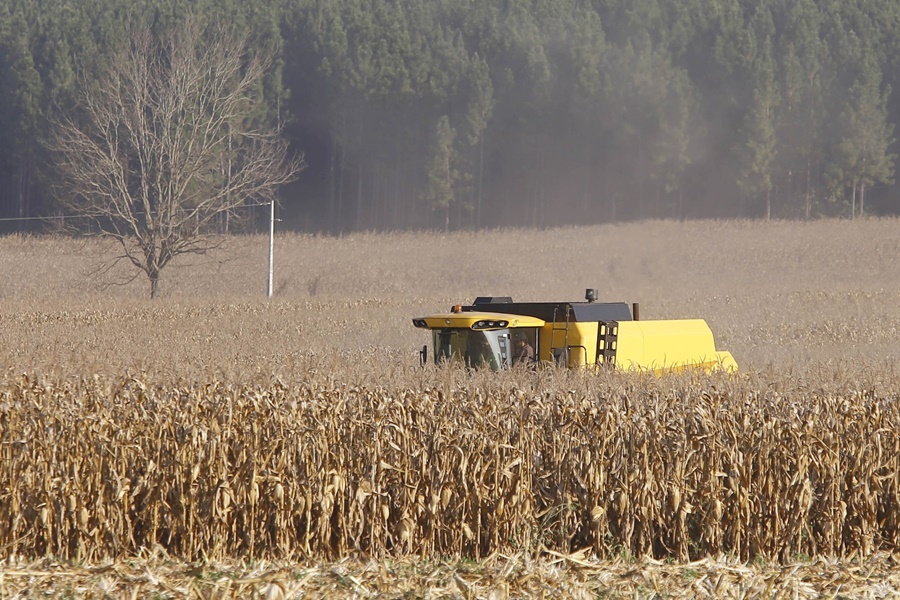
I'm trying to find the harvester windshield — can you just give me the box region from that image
[433,328,511,371]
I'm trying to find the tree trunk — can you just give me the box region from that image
[851,183,857,219]
[444,155,451,232]
[454,193,460,230]
[356,117,364,230]
[356,157,364,230]
[804,157,811,220]
[17,158,31,232]
[329,136,337,231]
[477,134,484,229]
[860,183,865,217]
[637,130,644,216]
[337,139,345,232]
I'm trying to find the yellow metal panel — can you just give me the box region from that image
[539,322,599,366]
[614,322,644,368]
[615,320,733,372]
[537,327,554,362]
[568,322,598,366]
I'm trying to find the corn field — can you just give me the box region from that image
[2,366,899,563]
[2,219,900,598]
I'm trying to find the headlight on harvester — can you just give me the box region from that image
[472,320,509,330]
[412,319,428,328]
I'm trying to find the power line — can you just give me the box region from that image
[0,215,68,222]
[0,202,274,223]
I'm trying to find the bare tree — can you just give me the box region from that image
[50,17,303,298]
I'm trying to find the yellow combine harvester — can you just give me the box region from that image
[412,289,737,372]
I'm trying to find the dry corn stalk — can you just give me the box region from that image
[0,370,898,563]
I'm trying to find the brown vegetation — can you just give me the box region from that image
[2,552,899,598]
[49,16,301,299]
[2,219,900,374]
[2,367,899,564]
[1,219,900,595]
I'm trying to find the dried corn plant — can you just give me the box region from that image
[2,366,899,563]
[3,552,900,598]
[3,218,900,576]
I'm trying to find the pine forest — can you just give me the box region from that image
[1,0,899,231]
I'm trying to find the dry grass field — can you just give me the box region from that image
[3,218,900,374]
[2,218,900,597]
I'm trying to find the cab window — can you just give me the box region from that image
[511,328,538,366]
[433,328,512,370]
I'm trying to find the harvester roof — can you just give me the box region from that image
[412,311,545,330]
[466,299,634,323]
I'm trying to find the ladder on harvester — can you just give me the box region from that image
[551,306,571,366]
[597,321,618,367]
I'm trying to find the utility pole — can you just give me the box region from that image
[267,201,275,298]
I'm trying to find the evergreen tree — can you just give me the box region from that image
[828,52,895,217]
[0,0,42,225]
[423,114,457,231]
[774,0,827,218]
[5,0,900,228]
[736,5,778,218]
[459,54,493,227]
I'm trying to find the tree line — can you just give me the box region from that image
[1,0,899,232]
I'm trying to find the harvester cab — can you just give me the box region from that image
[413,303,543,371]
[412,289,737,373]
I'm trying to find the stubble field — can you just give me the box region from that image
[2,218,900,598]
